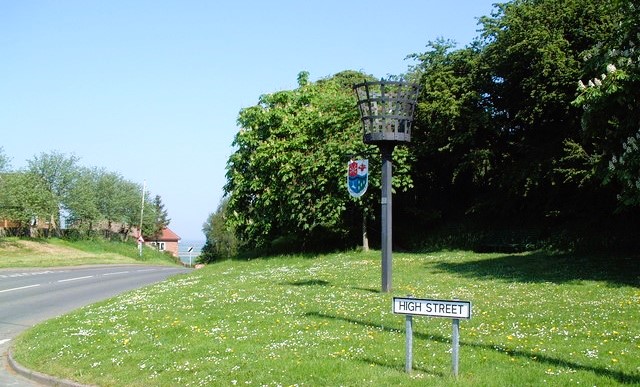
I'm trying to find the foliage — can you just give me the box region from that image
[405,39,494,222]
[147,194,170,240]
[0,147,10,172]
[475,0,620,217]
[199,197,237,263]
[64,167,102,234]
[0,151,170,241]
[571,0,640,207]
[225,71,414,252]
[0,172,57,236]
[13,250,640,386]
[95,171,144,239]
[59,166,151,240]
[393,0,634,248]
[219,0,637,252]
[26,151,80,234]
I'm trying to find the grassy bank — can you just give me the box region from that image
[0,237,178,268]
[13,250,640,386]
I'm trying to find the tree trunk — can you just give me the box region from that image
[50,213,60,237]
[362,207,369,252]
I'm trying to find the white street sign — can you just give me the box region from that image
[393,297,471,319]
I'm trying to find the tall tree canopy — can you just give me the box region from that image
[0,147,10,172]
[225,71,414,251]
[403,0,627,231]
[404,40,494,223]
[0,150,170,240]
[200,197,238,262]
[27,151,80,234]
[220,0,639,252]
[148,194,171,239]
[476,0,622,218]
[65,167,102,233]
[0,172,57,236]
[571,0,640,207]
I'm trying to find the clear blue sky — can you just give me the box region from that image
[1,1,497,241]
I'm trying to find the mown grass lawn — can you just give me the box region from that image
[13,250,640,386]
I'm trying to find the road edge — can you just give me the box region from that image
[7,346,95,387]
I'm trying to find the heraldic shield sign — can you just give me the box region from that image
[347,159,369,197]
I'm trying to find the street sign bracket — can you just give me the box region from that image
[392,296,472,377]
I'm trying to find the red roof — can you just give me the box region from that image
[151,227,181,242]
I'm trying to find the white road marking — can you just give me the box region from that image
[58,275,93,283]
[0,270,62,279]
[103,271,130,276]
[135,269,157,273]
[0,339,11,345]
[0,284,41,293]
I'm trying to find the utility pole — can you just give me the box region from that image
[138,180,146,257]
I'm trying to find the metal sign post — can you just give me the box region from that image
[137,235,144,257]
[188,246,194,267]
[405,314,413,373]
[452,318,460,377]
[393,296,472,377]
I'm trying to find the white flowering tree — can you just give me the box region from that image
[572,0,640,206]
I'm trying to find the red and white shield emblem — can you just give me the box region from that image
[347,159,368,197]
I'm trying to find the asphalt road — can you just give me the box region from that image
[0,265,191,386]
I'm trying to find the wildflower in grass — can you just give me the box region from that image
[12,251,640,385]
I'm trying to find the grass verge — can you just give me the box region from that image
[0,237,178,268]
[12,250,640,386]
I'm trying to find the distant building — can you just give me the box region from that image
[145,227,181,257]
[0,218,51,237]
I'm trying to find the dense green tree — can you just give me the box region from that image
[0,147,10,172]
[65,167,101,235]
[128,182,153,240]
[474,0,622,219]
[148,194,171,240]
[92,170,129,237]
[570,0,640,207]
[27,151,80,234]
[140,201,158,240]
[225,71,414,251]
[390,0,635,252]
[199,197,237,262]
[85,170,150,241]
[58,166,151,240]
[0,172,57,236]
[405,40,493,224]
[0,149,170,241]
